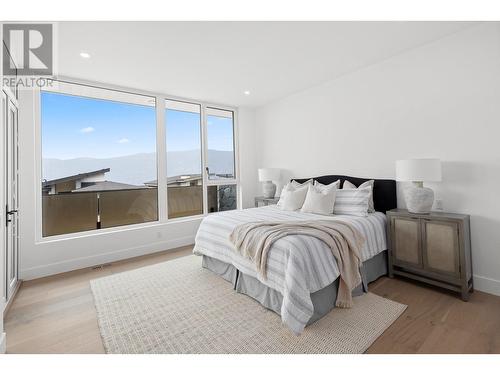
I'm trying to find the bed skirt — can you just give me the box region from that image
[201,250,388,326]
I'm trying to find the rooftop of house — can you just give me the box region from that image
[145,174,202,187]
[42,168,111,187]
[71,181,145,193]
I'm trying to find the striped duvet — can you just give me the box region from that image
[193,205,387,334]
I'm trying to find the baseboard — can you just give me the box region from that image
[474,275,500,297]
[0,332,6,354]
[3,281,21,318]
[0,299,5,354]
[20,235,196,280]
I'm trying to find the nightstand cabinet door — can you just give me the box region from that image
[391,217,422,268]
[422,220,460,277]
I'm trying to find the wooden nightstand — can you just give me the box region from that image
[254,196,279,207]
[387,209,472,301]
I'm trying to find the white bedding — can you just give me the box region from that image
[193,205,387,334]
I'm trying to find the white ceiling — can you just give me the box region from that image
[57,22,476,108]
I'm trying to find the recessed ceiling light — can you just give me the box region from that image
[80,52,91,59]
[244,90,251,95]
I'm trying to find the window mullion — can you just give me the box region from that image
[157,96,167,221]
[232,109,241,210]
[201,104,209,215]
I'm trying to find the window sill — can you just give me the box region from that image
[36,215,204,244]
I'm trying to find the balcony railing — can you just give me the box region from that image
[42,188,158,237]
[42,184,237,237]
[167,185,203,219]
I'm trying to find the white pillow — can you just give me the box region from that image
[277,179,313,208]
[333,186,371,217]
[292,179,313,188]
[280,184,309,211]
[314,179,340,193]
[301,184,337,215]
[343,180,375,213]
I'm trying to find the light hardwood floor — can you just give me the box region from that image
[4,246,500,354]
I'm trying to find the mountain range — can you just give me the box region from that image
[42,150,234,185]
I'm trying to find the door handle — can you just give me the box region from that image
[5,208,17,226]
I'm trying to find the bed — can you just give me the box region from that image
[193,175,397,334]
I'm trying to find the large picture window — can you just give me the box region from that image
[206,108,237,212]
[206,108,235,181]
[165,100,203,219]
[41,82,158,236]
[40,81,238,237]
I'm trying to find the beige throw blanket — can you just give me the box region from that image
[229,220,365,308]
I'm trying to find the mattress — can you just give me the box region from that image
[193,205,387,334]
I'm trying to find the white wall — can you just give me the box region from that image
[18,89,256,280]
[253,23,500,296]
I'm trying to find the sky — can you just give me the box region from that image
[206,115,234,153]
[41,91,234,160]
[167,111,234,153]
[41,92,156,159]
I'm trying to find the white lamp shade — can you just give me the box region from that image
[396,159,442,182]
[258,168,281,182]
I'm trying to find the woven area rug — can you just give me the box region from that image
[90,255,406,354]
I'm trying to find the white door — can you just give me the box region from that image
[1,91,6,304]
[5,97,19,301]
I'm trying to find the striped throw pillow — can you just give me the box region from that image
[333,186,371,216]
[343,179,375,213]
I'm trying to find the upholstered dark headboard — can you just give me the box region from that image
[292,175,397,214]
